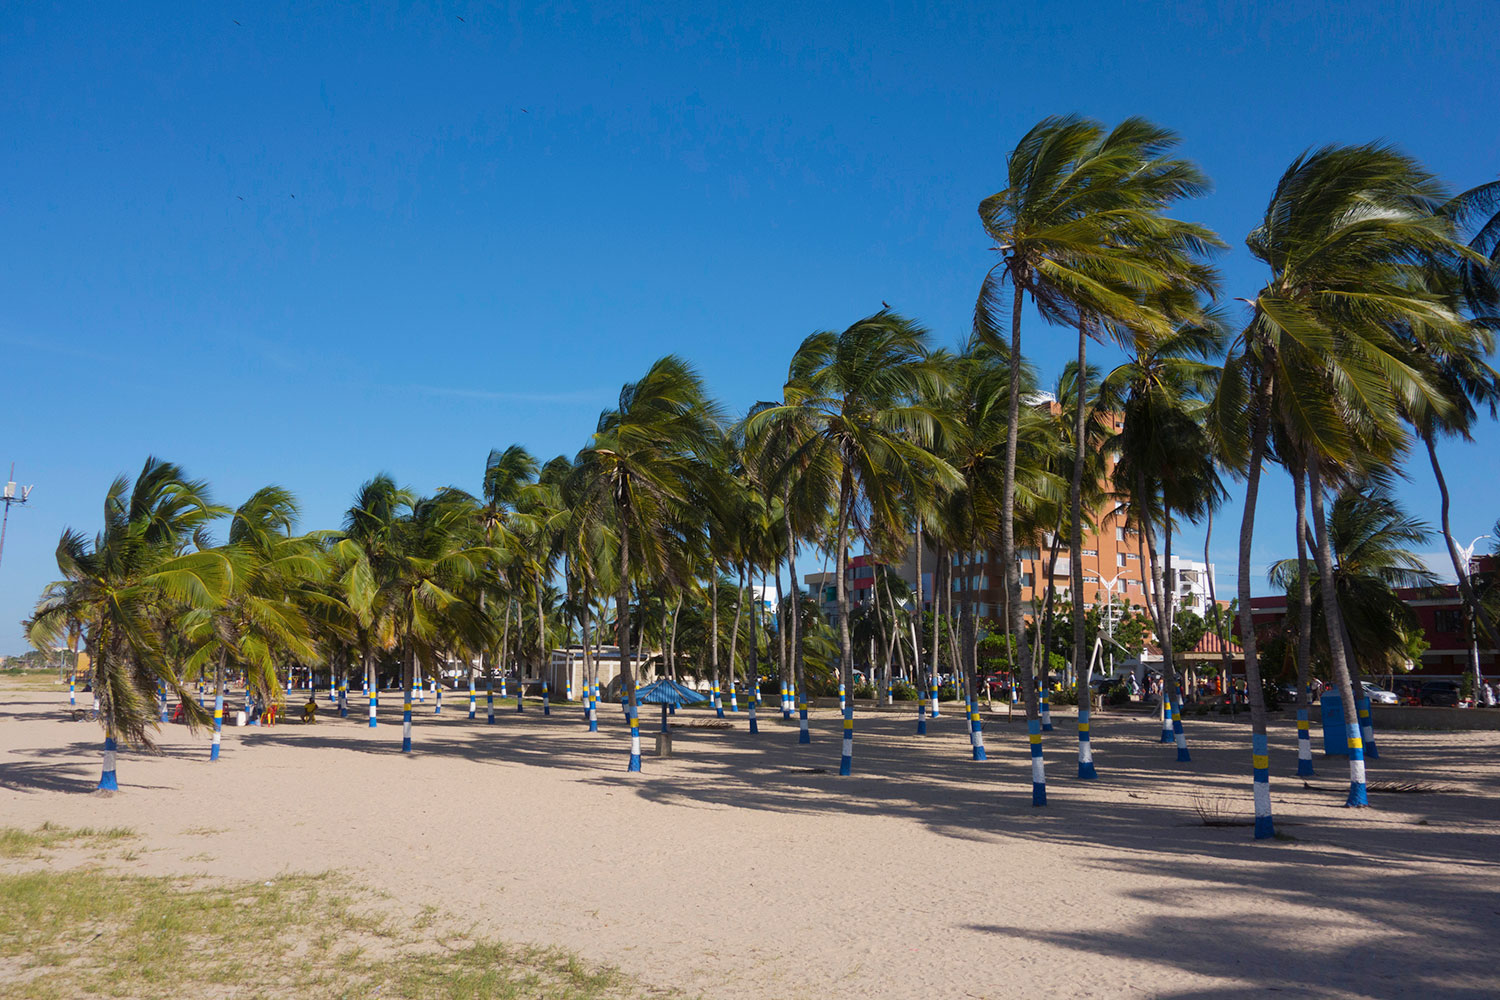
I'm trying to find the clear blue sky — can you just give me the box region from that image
[3,1,1498,652]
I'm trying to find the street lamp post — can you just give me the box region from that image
[0,463,36,571]
[1457,535,1491,706]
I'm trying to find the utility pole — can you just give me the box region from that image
[0,463,36,570]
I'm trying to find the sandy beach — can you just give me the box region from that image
[3,687,1497,999]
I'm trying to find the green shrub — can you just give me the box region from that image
[892,680,918,701]
[937,683,958,701]
[852,681,876,699]
[1051,685,1079,707]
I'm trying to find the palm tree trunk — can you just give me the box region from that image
[914,517,929,733]
[834,472,855,775]
[1140,486,1173,744]
[402,641,414,753]
[210,651,226,762]
[961,596,986,760]
[711,572,723,718]
[501,598,516,710]
[536,585,550,715]
[1002,271,1043,806]
[747,564,760,734]
[1161,502,1188,762]
[930,543,946,716]
[775,561,789,719]
[1427,433,1497,694]
[365,648,378,728]
[1291,462,1316,776]
[883,571,907,706]
[1040,518,1064,731]
[1306,455,1367,807]
[1070,323,1094,777]
[1235,374,1276,838]
[618,526,641,772]
[728,569,746,713]
[583,585,597,731]
[785,503,809,744]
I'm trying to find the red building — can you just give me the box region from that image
[1247,555,1497,680]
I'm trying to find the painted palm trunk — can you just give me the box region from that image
[1040,689,1052,732]
[486,676,495,724]
[798,693,810,744]
[1171,694,1190,762]
[1356,697,1378,759]
[402,686,414,753]
[468,676,477,719]
[968,695,987,761]
[1345,723,1369,807]
[628,705,641,772]
[1076,708,1095,778]
[99,733,119,791]
[543,680,550,716]
[917,682,927,735]
[158,681,168,723]
[1028,719,1047,806]
[1252,732,1275,838]
[211,693,224,762]
[69,679,76,706]
[1296,709,1315,776]
[1160,696,1174,743]
[838,702,854,776]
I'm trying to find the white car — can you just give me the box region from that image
[1361,681,1399,705]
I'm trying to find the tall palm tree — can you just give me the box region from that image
[27,458,230,789]
[1227,143,1468,818]
[747,312,957,775]
[571,356,723,771]
[977,115,1217,804]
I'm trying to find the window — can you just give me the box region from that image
[1126,553,1139,561]
[1082,549,1098,557]
[1117,553,1127,567]
[1020,573,1034,588]
[1434,609,1464,634]
[1115,526,1125,541]
[1018,547,1040,561]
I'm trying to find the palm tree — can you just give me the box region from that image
[337,475,413,728]
[182,486,327,760]
[977,116,1217,804]
[383,492,494,752]
[1228,143,1468,817]
[1107,311,1226,767]
[27,458,230,789]
[746,312,957,775]
[571,356,723,771]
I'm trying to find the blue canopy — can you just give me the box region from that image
[634,678,709,707]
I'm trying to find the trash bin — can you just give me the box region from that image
[235,710,247,727]
[1320,692,1348,756]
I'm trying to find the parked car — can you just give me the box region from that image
[1360,681,1399,705]
[1420,681,1461,707]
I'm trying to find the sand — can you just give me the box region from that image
[3,686,1498,999]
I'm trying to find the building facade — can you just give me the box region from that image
[1247,554,1498,681]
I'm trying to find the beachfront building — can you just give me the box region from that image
[545,646,685,701]
[1247,554,1498,682]
[807,532,1215,628]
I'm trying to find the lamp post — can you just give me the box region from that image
[0,463,35,570]
[1457,535,1491,705]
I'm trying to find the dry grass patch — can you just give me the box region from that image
[0,856,654,999]
[0,823,136,859]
